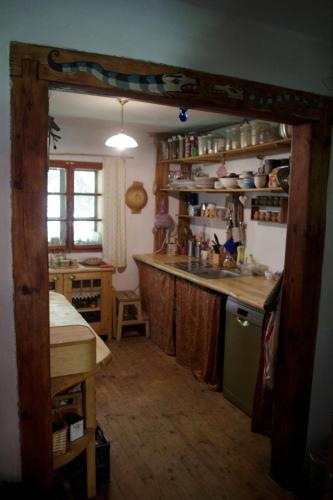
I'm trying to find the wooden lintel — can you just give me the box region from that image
[10,42,332,123]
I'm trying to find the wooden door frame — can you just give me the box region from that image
[10,42,332,491]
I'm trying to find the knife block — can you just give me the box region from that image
[209,252,223,267]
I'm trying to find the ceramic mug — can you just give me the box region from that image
[201,250,208,261]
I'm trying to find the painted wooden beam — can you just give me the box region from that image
[10,42,332,123]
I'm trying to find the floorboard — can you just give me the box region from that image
[94,336,293,500]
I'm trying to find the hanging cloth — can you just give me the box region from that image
[102,157,127,269]
[251,273,284,434]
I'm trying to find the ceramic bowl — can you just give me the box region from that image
[220,176,238,189]
[254,175,267,188]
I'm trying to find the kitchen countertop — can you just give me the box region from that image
[49,264,114,273]
[133,254,276,310]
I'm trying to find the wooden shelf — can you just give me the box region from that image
[160,187,284,194]
[177,214,226,222]
[53,427,94,470]
[252,220,287,225]
[76,307,101,313]
[159,139,291,164]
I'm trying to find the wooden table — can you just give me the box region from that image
[50,292,112,498]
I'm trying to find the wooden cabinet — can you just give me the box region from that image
[49,267,113,340]
[49,272,64,293]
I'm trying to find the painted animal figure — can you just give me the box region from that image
[48,50,198,95]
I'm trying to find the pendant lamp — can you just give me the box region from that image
[105,98,138,150]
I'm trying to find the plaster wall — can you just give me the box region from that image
[0,0,331,478]
[49,119,157,291]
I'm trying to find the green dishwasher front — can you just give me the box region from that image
[223,297,264,416]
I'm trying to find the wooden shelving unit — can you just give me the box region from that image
[160,187,284,193]
[154,136,290,251]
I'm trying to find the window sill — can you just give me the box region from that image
[48,245,103,253]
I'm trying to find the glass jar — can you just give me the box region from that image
[231,126,241,150]
[198,135,206,156]
[206,134,214,155]
[190,135,198,157]
[225,128,232,151]
[240,120,251,148]
[177,134,184,159]
[215,136,226,152]
[171,135,178,159]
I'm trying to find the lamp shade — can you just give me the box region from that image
[105,97,138,150]
[105,132,138,150]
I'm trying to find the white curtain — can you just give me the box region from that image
[102,157,127,269]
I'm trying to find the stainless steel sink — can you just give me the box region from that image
[165,261,240,279]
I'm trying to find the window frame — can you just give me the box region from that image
[48,160,103,252]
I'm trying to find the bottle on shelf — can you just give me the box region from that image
[177,134,184,159]
[190,135,198,157]
[184,134,191,157]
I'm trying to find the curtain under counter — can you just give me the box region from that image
[175,278,225,391]
[137,262,175,356]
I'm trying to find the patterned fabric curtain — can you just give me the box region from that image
[102,157,127,269]
[137,262,175,355]
[175,278,225,390]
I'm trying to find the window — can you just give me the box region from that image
[47,160,103,251]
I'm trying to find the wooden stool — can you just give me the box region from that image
[115,290,150,341]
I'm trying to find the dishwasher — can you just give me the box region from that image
[223,297,264,416]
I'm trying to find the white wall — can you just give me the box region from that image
[0,0,331,479]
[49,119,156,291]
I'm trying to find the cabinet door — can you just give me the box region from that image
[63,271,112,338]
[49,273,64,293]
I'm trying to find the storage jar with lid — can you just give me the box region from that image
[225,128,232,151]
[198,135,206,156]
[231,126,241,150]
[240,120,251,148]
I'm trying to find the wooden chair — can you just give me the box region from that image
[114,290,150,341]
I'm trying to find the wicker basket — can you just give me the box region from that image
[52,413,68,456]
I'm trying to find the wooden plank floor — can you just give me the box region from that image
[95,336,293,500]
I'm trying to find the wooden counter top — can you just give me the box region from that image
[50,292,112,389]
[49,263,114,273]
[133,254,276,310]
